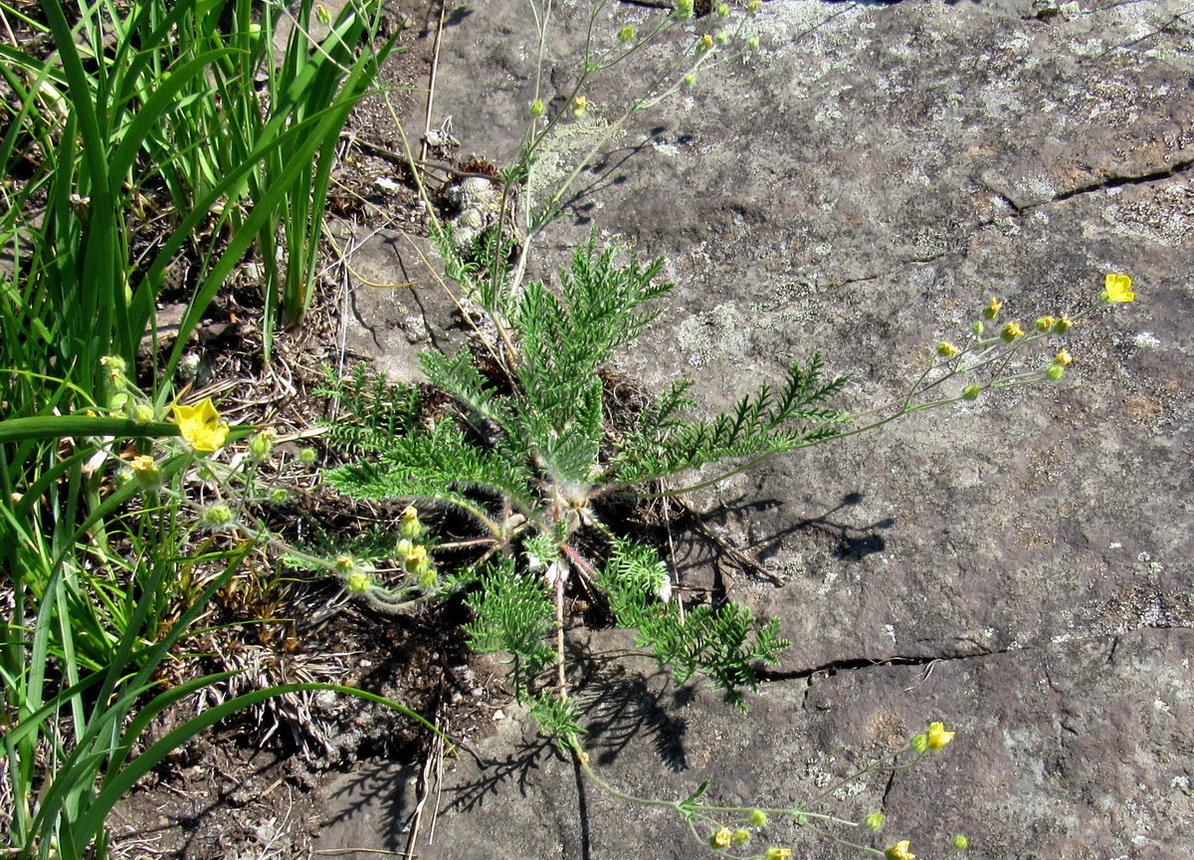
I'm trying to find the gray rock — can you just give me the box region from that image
[320,0,1194,857]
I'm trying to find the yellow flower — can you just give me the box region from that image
[172,398,229,452]
[885,840,916,860]
[709,827,733,849]
[765,849,793,860]
[1035,316,1057,332]
[130,455,156,473]
[982,298,1004,320]
[1054,349,1073,366]
[936,341,960,357]
[926,721,955,751]
[570,95,587,119]
[1104,273,1134,303]
[701,32,714,50]
[1000,322,1025,342]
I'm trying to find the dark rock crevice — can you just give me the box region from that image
[976,156,1194,223]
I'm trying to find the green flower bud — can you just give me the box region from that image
[746,34,761,49]
[315,4,332,25]
[732,828,752,846]
[961,384,982,401]
[953,835,969,851]
[132,403,156,424]
[683,72,698,87]
[269,488,289,504]
[345,569,372,592]
[618,24,636,43]
[717,3,730,15]
[709,827,732,849]
[399,505,423,539]
[418,566,438,592]
[248,428,275,460]
[716,30,730,44]
[1045,364,1064,380]
[936,341,960,357]
[396,537,414,559]
[676,0,695,19]
[200,503,235,529]
[865,813,886,832]
[129,455,161,489]
[529,98,545,117]
[971,320,985,336]
[298,447,318,466]
[749,809,768,828]
[909,732,928,755]
[333,555,358,574]
[747,0,762,10]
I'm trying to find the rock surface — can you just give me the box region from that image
[319,0,1194,857]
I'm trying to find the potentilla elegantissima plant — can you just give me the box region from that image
[314,0,1141,853]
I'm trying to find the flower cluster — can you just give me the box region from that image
[926,273,1137,405]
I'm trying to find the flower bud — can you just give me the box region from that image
[316,4,332,25]
[404,544,431,578]
[676,0,694,19]
[716,30,730,44]
[865,813,886,832]
[529,98,545,117]
[1045,364,1064,380]
[269,488,289,504]
[746,34,761,49]
[909,732,928,755]
[130,455,161,489]
[732,828,751,846]
[961,384,982,401]
[717,3,730,14]
[570,95,588,119]
[953,835,969,851]
[936,341,960,358]
[1052,316,1072,334]
[618,25,636,43]
[1000,322,1025,342]
[345,568,372,592]
[749,809,768,828]
[399,505,423,539]
[982,298,1003,320]
[747,0,762,10]
[709,827,732,849]
[765,850,792,860]
[200,503,235,530]
[396,538,414,559]
[298,447,318,466]
[248,428,276,460]
[683,72,698,87]
[132,403,156,424]
[1035,316,1057,332]
[971,320,985,336]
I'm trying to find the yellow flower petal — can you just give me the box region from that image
[1104,273,1134,303]
[172,397,229,452]
[926,721,955,751]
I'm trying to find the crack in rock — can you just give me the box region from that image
[977,157,1194,223]
[762,621,1194,686]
